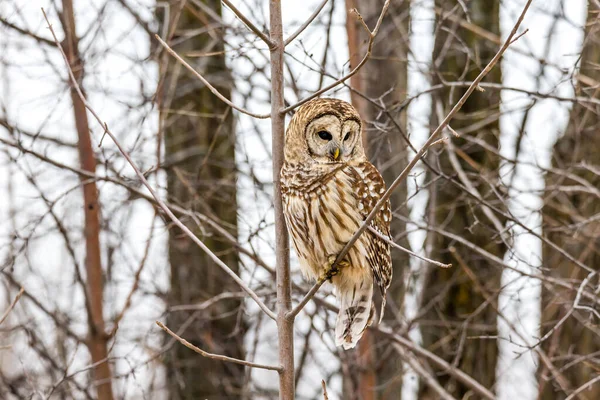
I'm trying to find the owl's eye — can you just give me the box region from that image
[317,131,332,141]
[344,132,351,141]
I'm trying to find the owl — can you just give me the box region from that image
[281,98,392,350]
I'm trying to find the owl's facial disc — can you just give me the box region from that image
[306,115,360,163]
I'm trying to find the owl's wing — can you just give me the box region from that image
[349,162,392,317]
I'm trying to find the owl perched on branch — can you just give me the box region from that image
[281,98,392,350]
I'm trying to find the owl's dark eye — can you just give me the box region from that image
[344,132,351,141]
[318,131,332,141]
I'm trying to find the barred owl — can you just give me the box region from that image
[281,98,392,350]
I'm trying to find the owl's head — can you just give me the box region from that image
[284,98,366,165]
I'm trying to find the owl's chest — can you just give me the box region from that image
[281,166,367,277]
[281,165,356,224]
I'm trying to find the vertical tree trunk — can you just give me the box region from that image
[158,1,245,398]
[59,2,114,399]
[420,1,503,397]
[345,1,410,398]
[269,1,295,398]
[540,3,600,399]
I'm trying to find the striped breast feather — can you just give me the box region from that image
[281,162,361,278]
[311,169,363,260]
[347,162,392,294]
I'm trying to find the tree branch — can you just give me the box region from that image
[42,8,276,322]
[154,34,270,119]
[392,344,457,400]
[156,321,282,371]
[282,0,391,113]
[379,326,495,400]
[284,0,328,47]
[368,226,452,269]
[287,0,532,318]
[0,17,57,47]
[0,287,24,325]
[222,0,274,48]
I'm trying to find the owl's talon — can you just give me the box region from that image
[321,255,349,281]
[325,266,339,281]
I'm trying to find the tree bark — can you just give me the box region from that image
[345,1,410,398]
[539,3,600,399]
[420,1,503,397]
[60,1,114,399]
[158,1,245,398]
[269,1,295,399]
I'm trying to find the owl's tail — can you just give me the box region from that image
[334,279,374,350]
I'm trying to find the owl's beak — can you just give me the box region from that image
[331,147,341,161]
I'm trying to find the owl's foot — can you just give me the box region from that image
[321,255,350,282]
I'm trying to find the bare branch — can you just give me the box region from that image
[289,0,532,317]
[532,271,596,348]
[156,321,282,371]
[286,276,327,321]
[284,0,328,47]
[368,226,452,269]
[438,101,512,247]
[154,34,270,119]
[378,326,495,400]
[321,380,329,400]
[0,136,275,277]
[107,217,156,339]
[328,0,531,288]
[564,375,600,400]
[393,344,457,400]
[222,0,274,48]
[282,0,391,112]
[0,287,24,325]
[42,8,277,322]
[0,17,57,47]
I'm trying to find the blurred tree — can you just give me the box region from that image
[157,1,245,398]
[540,2,600,399]
[60,1,114,398]
[420,1,504,397]
[345,0,410,398]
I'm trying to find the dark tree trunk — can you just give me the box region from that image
[345,1,410,398]
[420,1,503,398]
[539,3,600,399]
[157,1,245,398]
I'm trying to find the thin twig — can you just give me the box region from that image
[0,136,275,276]
[284,0,328,46]
[287,0,532,317]
[107,216,156,338]
[321,380,329,400]
[0,17,57,47]
[42,8,276,321]
[392,344,457,400]
[378,326,495,400]
[169,291,253,312]
[0,287,24,325]
[222,0,274,48]
[282,0,391,113]
[368,226,452,269]
[564,374,600,400]
[154,34,270,119]
[532,271,596,348]
[437,101,512,247]
[156,321,282,371]
[286,277,326,320]
[295,290,496,399]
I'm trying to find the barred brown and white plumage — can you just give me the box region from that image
[281,98,392,350]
